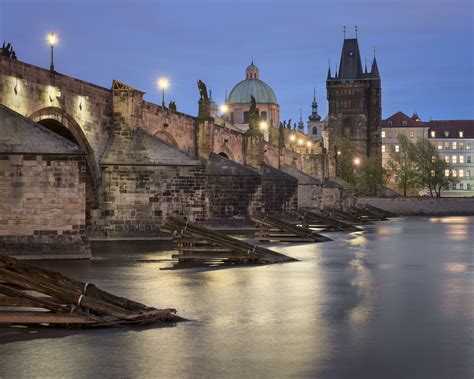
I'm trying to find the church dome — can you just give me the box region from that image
[228,62,278,105]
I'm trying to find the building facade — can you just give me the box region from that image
[307,87,325,142]
[326,36,382,177]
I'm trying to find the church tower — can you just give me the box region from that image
[326,30,382,177]
[307,86,323,141]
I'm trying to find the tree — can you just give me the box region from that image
[412,139,457,197]
[336,138,356,184]
[356,156,387,196]
[386,134,419,196]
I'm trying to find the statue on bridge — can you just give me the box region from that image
[1,41,17,60]
[168,100,177,111]
[197,80,209,101]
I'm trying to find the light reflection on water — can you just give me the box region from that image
[0,216,473,379]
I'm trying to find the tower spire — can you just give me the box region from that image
[327,59,332,79]
[355,25,358,38]
[343,25,346,39]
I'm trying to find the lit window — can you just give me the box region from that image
[431,170,435,177]
[459,142,464,149]
[467,170,471,177]
[409,131,414,138]
[460,155,464,163]
[437,143,443,150]
[431,155,436,163]
[395,145,400,152]
[444,170,450,177]
[459,169,464,177]
[381,131,386,138]
[459,131,464,138]
[381,145,386,153]
[467,142,471,149]
[445,155,450,163]
[452,170,457,177]
[453,142,457,149]
[445,142,450,149]
[431,131,436,138]
[452,155,457,164]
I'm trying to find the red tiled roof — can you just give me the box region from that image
[382,111,426,127]
[427,120,474,138]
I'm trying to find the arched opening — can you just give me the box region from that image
[218,152,229,159]
[35,117,97,226]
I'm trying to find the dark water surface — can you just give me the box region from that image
[0,216,473,378]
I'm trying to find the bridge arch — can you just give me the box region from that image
[217,144,236,162]
[29,107,100,224]
[154,130,179,147]
[28,107,101,186]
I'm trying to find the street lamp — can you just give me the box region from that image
[157,77,169,108]
[220,104,228,125]
[47,33,57,72]
[259,120,268,131]
[353,157,361,166]
[289,134,296,142]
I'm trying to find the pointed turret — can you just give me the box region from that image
[338,38,364,80]
[327,64,332,80]
[371,56,380,78]
[308,86,321,122]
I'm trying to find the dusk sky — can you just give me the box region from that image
[1,0,473,122]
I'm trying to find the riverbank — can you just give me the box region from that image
[358,197,474,215]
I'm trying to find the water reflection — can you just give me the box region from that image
[1,217,473,378]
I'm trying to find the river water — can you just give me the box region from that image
[0,216,473,378]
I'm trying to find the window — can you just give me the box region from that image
[445,155,450,163]
[431,155,436,163]
[402,121,407,126]
[467,142,472,149]
[381,145,386,153]
[452,170,457,177]
[467,156,471,163]
[459,131,464,138]
[409,131,414,138]
[437,143,443,150]
[431,131,436,138]
[467,170,471,177]
[445,142,450,149]
[445,169,450,177]
[459,142,464,149]
[388,131,393,138]
[468,183,472,191]
[381,131,386,138]
[452,155,457,164]
[395,145,400,152]
[460,155,464,164]
[388,121,392,126]
[261,111,267,120]
[431,170,435,177]
[312,127,318,135]
[459,169,464,177]
[460,183,464,190]
[452,142,457,149]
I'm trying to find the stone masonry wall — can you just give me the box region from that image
[0,153,90,259]
[92,164,206,237]
[358,197,474,216]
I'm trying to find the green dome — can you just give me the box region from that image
[228,79,278,105]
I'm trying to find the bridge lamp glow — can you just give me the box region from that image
[289,134,296,142]
[298,138,304,146]
[157,77,169,108]
[306,141,312,148]
[337,151,341,155]
[259,121,268,131]
[47,33,58,72]
[353,157,361,166]
[219,104,228,114]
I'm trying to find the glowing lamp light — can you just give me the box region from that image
[47,33,57,47]
[298,138,304,146]
[289,134,296,142]
[306,141,312,148]
[157,77,169,90]
[337,151,341,155]
[259,121,268,130]
[220,104,228,114]
[353,157,361,166]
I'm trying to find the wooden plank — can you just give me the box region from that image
[0,312,97,324]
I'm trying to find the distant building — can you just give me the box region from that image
[326,35,382,177]
[307,87,325,142]
[429,120,474,196]
[381,111,474,197]
[381,111,429,168]
[226,62,280,130]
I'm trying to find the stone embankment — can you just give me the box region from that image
[358,197,474,216]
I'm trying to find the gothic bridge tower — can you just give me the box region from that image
[326,32,381,177]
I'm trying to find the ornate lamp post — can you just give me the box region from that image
[47,33,57,72]
[158,77,169,108]
[220,104,228,125]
